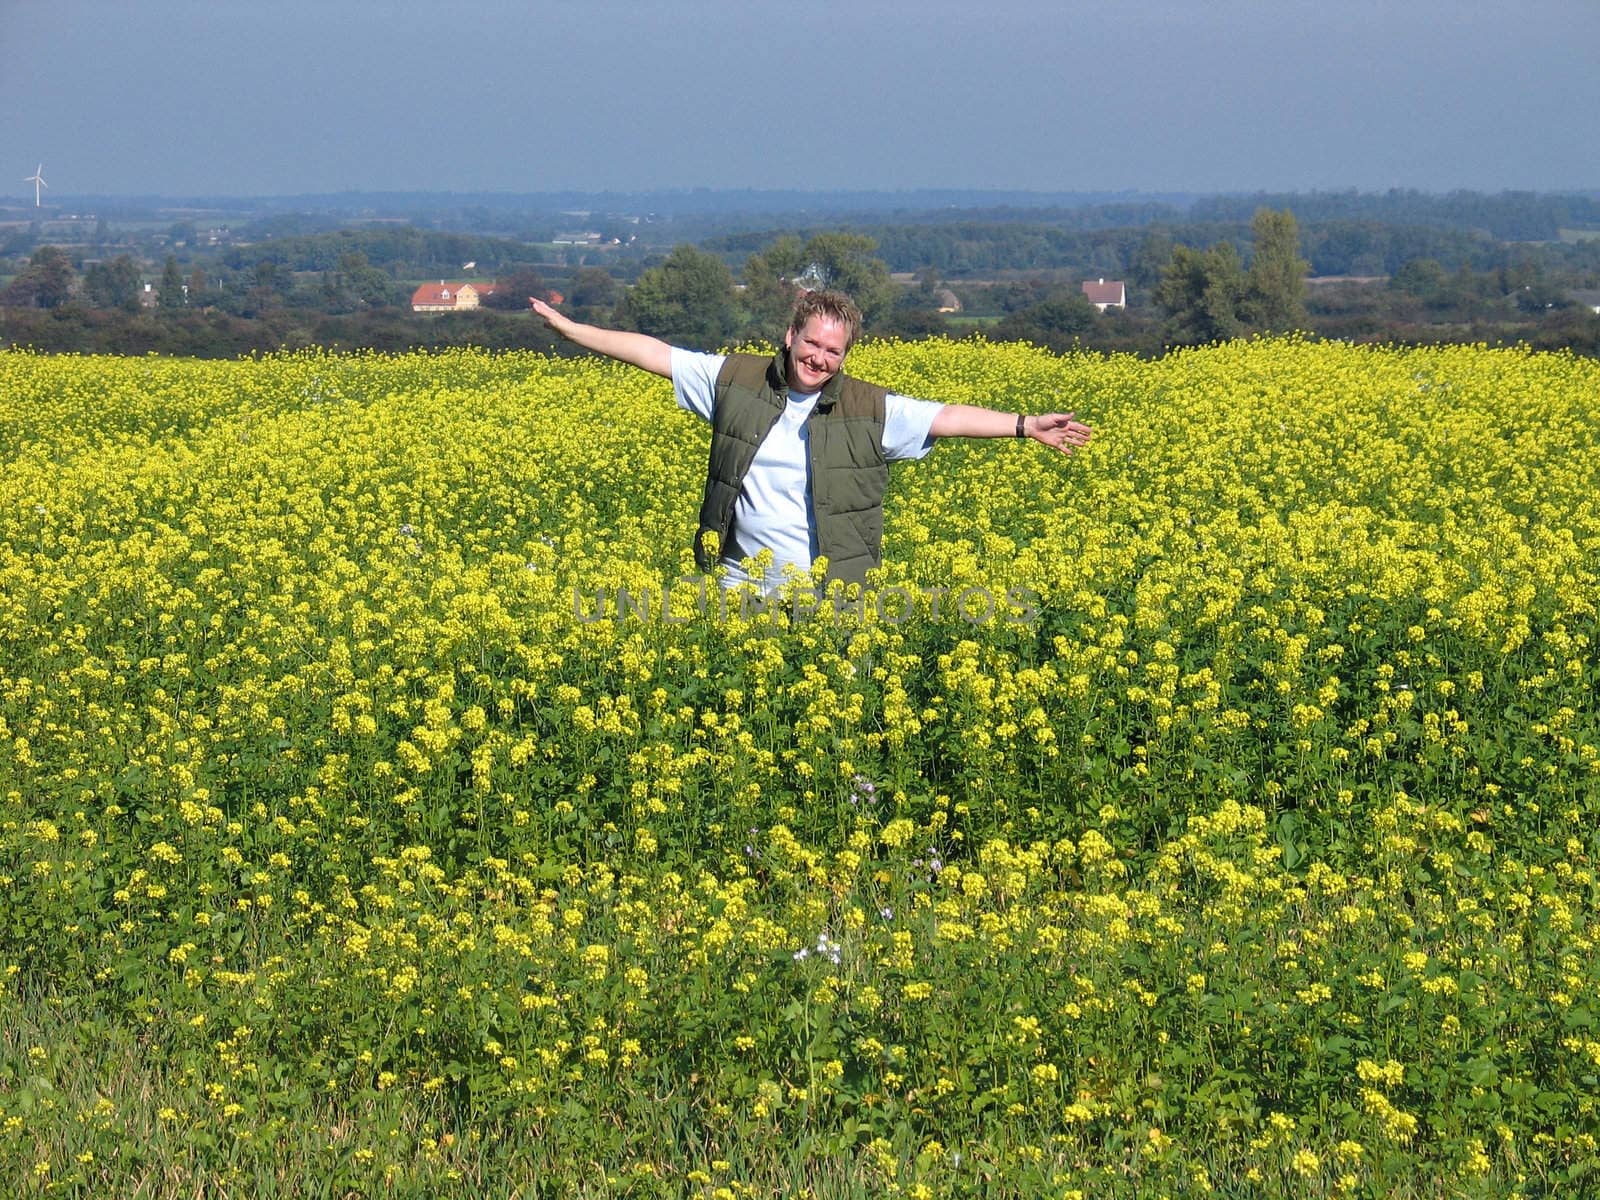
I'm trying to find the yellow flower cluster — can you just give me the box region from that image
[2,337,1598,1194]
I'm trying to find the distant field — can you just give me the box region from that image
[1558,227,1600,243]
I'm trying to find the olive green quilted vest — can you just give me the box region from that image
[696,350,888,586]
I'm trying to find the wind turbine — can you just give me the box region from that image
[25,165,47,207]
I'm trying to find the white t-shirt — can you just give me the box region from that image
[672,348,942,588]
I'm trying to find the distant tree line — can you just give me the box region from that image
[5,194,1599,359]
[221,227,550,275]
[708,216,1600,281]
[1188,190,1600,242]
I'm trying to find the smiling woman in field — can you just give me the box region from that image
[531,289,1093,591]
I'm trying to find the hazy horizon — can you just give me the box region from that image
[7,1,1598,202]
[8,185,1600,211]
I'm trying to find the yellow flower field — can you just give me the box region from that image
[1,337,1598,1197]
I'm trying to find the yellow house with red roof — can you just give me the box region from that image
[411,282,483,312]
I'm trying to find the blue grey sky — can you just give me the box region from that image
[5,0,1597,200]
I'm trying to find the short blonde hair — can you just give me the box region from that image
[788,289,862,349]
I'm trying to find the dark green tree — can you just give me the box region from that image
[614,245,739,350]
[1390,258,1447,303]
[877,307,951,339]
[988,278,1056,315]
[1154,242,1247,344]
[1243,208,1309,330]
[159,256,187,308]
[792,232,897,327]
[1130,231,1176,291]
[737,232,899,337]
[482,267,547,311]
[3,245,77,309]
[567,267,620,312]
[876,267,954,340]
[186,266,214,309]
[341,252,396,310]
[83,255,142,311]
[741,235,809,336]
[993,288,1099,352]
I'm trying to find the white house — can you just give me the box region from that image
[1080,278,1126,312]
